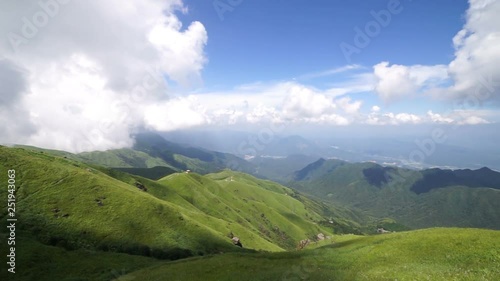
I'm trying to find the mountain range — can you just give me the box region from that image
[289,158,500,230]
[2,133,499,280]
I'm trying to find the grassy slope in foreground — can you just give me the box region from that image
[120,228,500,281]
[0,146,245,257]
[0,146,355,257]
[0,234,159,281]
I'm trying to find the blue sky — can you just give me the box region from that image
[182,0,468,89]
[164,0,499,128]
[175,0,498,125]
[0,0,499,152]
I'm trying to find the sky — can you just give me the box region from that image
[0,0,499,152]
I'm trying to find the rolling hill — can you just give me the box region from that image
[0,146,362,258]
[289,158,500,230]
[1,145,499,281]
[118,228,500,281]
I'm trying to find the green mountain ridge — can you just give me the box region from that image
[0,146,362,257]
[17,133,258,181]
[290,158,500,230]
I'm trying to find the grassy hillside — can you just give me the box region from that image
[0,234,159,281]
[0,146,361,260]
[119,228,500,281]
[78,148,176,169]
[15,145,180,181]
[114,166,177,180]
[157,170,366,249]
[0,147,242,259]
[290,159,500,230]
[2,146,499,281]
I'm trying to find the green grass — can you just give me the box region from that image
[0,146,355,259]
[157,170,336,250]
[119,228,500,281]
[78,148,177,169]
[114,166,177,180]
[0,234,159,281]
[0,147,242,258]
[1,146,499,281]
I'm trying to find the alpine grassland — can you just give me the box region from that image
[1,146,499,281]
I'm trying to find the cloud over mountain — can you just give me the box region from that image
[0,0,208,152]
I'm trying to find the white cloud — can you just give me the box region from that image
[373,62,417,102]
[0,0,208,152]
[373,0,500,104]
[393,113,421,124]
[366,110,426,125]
[445,0,500,102]
[246,105,281,124]
[336,97,362,115]
[282,84,336,119]
[144,97,207,131]
[458,115,489,125]
[450,109,491,125]
[195,82,360,126]
[1,1,495,153]
[427,111,454,124]
[148,17,207,87]
[373,62,448,102]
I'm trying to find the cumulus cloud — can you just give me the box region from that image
[0,0,208,152]
[373,0,500,104]
[458,115,489,125]
[282,85,336,119]
[427,111,454,124]
[144,97,207,131]
[447,0,500,102]
[366,111,421,125]
[193,82,361,126]
[1,0,495,153]
[373,62,448,102]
